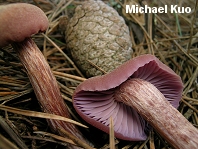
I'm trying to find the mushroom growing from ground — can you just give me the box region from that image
[73,54,198,149]
[0,3,88,148]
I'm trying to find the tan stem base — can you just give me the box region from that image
[115,78,198,149]
[12,38,89,149]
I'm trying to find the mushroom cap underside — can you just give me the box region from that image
[73,54,183,140]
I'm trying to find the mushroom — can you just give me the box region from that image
[73,54,198,149]
[0,3,88,148]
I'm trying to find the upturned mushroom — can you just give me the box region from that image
[73,54,198,149]
[0,3,88,148]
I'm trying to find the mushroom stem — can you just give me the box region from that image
[12,38,88,148]
[115,78,198,149]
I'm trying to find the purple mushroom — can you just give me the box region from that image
[73,54,198,149]
[0,3,89,148]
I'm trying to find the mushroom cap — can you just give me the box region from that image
[73,54,183,141]
[0,3,48,47]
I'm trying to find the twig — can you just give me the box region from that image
[58,128,95,149]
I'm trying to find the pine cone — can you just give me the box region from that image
[65,0,132,77]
